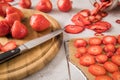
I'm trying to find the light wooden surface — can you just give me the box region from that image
[0,9,62,80]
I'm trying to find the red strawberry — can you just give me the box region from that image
[88,46,102,56]
[30,14,50,31]
[11,20,28,39]
[1,41,17,52]
[79,54,95,66]
[0,3,11,17]
[65,25,84,34]
[74,53,82,58]
[0,20,10,37]
[103,61,119,73]
[88,64,106,76]
[57,0,72,12]
[5,12,21,27]
[77,47,87,54]
[74,39,87,48]
[104,44,116,53]
[95,54,108,64]
[111,55,120,66]
[6,6,24,19]
[117,35,120,44]
[36,0,52,13]
[88,37,102,46]
[19,0,31,9]
[4,0,14,2]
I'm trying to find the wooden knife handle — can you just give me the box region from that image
[0,48,21,64]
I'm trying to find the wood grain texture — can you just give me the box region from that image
[0,9,62,80]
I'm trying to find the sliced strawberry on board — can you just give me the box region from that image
[74,39,87,48]
[11,20,28,39]
[1,41,17,52]
[6,6,24,19]
[88,37,102,46]
[0,20,10,37]
[111,55,120,66]
[103,61,119,73]
[36,0,52,13]
[19,0,31,9]
[104,44,116,53]
[112,71,120,80]
[5,12,21,27]
[88,64,106,76]
[30,14,50,31]
[65,25,84,34]
[57,0,72,12]
[95,54,108,64]
[79,54,95,66]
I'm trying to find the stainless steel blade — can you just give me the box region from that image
[19,29,63,52]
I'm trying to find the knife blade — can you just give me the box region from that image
[0,29,63,64]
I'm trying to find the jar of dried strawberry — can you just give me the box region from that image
[90,0,120,11]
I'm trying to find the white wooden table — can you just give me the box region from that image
[12,0,120,80]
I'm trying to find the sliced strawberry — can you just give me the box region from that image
[11,20,28,39]
[1,41,17,52]
[30,14,50,31]
[111,55,120,66]
[57,0,72,12]
[6,6,24,19]
[104,44,116,53]
[74,39,87,48]
[65,25,84,34]
[112,71,120,80]
[116,47,120,55]
[19,0,31,9]
[117,35,120,44]
[88,64,106,76]
[74,53,82,58]
[103,61,119,73]
[88,37,102,46]
[0,20,10,37]
[77,47,87,55]
[79,54,95,66]
[5,12,21,27]
[95,54,108,64]
[103,35,117,45]
[36,0,52,13]
[95,75,112,80]
[88,46,102,56]
[106,52,114,58]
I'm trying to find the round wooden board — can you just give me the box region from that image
[0,9,63,80]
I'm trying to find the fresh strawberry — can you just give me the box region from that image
[111,55,120,66]
[19,0,31,9]
[74,53,82,58]
[57,0,72,12]
[103,61,119,73]
[0,20,10,37]
[88,64,106,76]
[79,54,95,66]
[102,35,117,45]
[88,46,102,56]
[5,12,21,27]
[77,47,87,55]
[36,0,52,13]
[88,37,102,45]
[65,25,84,34]
[6,6,24,19]
[95,54,108,64]
[116,47,120,55]
[30,14,50,31]
[1,41,17,52]
[112,71,120,80]
[95,75,112,80]
[0,3,11,17]
[11,20,28,39]
[104,44,116,53]
[74,39,87,48]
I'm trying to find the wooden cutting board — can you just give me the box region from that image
[0,9,62,80]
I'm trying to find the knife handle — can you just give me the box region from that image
[0,48,20,64]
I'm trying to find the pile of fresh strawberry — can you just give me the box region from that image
[0,1,50,52]
[74,35,120,80]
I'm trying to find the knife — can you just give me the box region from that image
[0,29,63,64]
